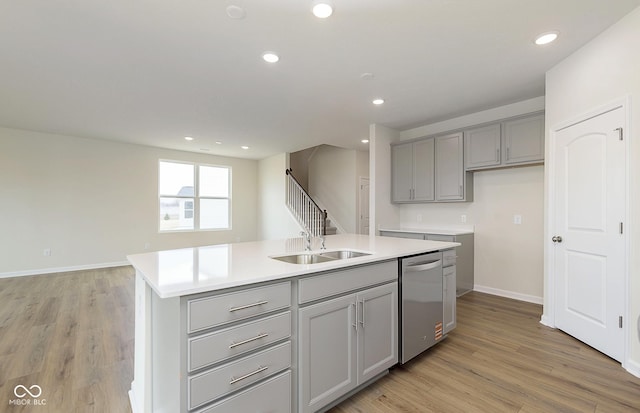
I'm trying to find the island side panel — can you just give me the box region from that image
[130,271,153,413]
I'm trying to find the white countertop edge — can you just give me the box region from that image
[127,235,460,298]
[379,227,474,236]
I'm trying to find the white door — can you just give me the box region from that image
[552,106,626,361]
[359,177,370,235]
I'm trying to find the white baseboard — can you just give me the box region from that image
[625,359,640,379]
[0,261,130,279]
[473,284,543,305]
[540,314,555,328]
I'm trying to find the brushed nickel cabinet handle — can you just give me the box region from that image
[229,333,269,349]
[229,366,268,385]
[229,300,268,312]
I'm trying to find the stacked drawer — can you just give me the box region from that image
[185,281,292,412]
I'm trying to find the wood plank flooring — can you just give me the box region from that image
[1,267,639,412]
[0,267,134,413]
[330,292,640,413]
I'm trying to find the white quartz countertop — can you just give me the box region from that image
[379,227,474,236]
[127,234,459,298]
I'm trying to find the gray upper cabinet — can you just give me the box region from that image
[391,139,434,202]
[435,133,472,202]
[464,112,544,171]
[503,113,544,165]
[464,123,501,169]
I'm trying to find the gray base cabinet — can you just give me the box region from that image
[443,265,457,335]
[298,269,398,413]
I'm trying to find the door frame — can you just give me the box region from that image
[543,96,631,368]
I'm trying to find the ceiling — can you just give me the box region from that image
[1,0,639,160]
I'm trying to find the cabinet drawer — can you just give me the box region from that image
[198,370,291,413]
[189,341,291,410]
[188,282,291,333]
[442,249,456,267]
[298,261,397,304]
[189,311,292,372]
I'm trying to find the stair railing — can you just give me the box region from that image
[285,169,327,236]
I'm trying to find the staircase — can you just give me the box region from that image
[286,169,336,236]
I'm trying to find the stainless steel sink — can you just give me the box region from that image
[270,250,372,264]
[319,250,372,260]
[271,253,336,264]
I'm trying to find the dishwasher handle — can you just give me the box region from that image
[405,260,442,272]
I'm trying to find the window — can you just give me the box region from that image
[159,160,231,231]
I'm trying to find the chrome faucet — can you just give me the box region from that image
[300,231,311,251]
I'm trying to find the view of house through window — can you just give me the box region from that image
[159,160,231,231]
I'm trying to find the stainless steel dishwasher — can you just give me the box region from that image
[399,252,443,363]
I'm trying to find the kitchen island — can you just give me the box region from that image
[127,234,459,413]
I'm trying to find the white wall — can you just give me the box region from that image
[396,99,546,302]
[0,127,258,276]
[257,153,302,240]
[544,6,640,371]
[369,124,400,232]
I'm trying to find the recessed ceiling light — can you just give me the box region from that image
[226,5,246,19]
[372,98,385,105]
[184,136,194,141]
[361,139,370,144]
[215,141,223,145]
[241,146,250,150]
[360,72,374,80]
[312,1,333,18]
[262,52,279,63]
[534,31,559,45]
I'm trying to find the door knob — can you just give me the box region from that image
[552,236,563,243]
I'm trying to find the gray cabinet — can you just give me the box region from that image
[464,123,501,169]
[503,114,544,165]
[392,133,472,203]
[391,139,434,202]
[465,113,544,171]
[298,272,397,413]
[435,133,473,201]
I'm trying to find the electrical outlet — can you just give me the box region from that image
[417,214,422,222]
[513,214,522,225]
[43,248,51,256]
[460,214,467,224]
[144,243,151,250]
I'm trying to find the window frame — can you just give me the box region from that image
[158,160,232,233]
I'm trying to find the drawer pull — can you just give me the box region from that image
[229,300,268,313]
[229,366,268,385]
[229,333,269,349]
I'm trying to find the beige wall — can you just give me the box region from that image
[399,166,544,302]
[369,124,400,232]
[544,6,640,372]
[308,146,358,233]
[0,127,258,276]
[257,153,302,240]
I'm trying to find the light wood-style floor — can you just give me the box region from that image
[1,267,639,412]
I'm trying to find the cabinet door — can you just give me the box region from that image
[443,266,457,334]
[464,123,501,170]
[298,295,357,413]
[357,283,398,384]
[503,114,544,165]
[391,143,414,202]
[435,133,465,201]
[412,138,435,201]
